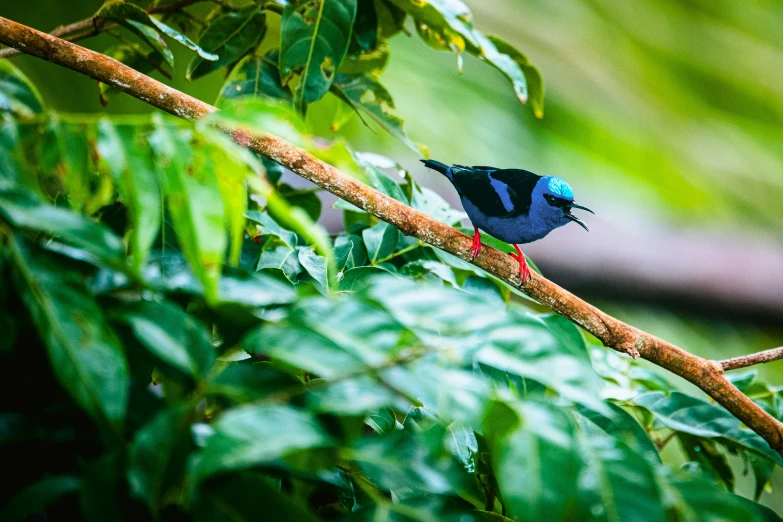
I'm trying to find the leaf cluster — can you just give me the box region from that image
[1,62,782,521]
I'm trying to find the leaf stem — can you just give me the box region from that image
[373,241,422,265]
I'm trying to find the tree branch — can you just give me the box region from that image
[2,16,782,456]
[0,0,204,59]
[720,347,783,371]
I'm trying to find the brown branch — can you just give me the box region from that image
[0,0,204,59]
[1,16,782,456]
[720,347,783,371]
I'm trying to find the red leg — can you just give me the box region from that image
[509,244,531,282]
[470,227,482,260]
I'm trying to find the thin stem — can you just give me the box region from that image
[719,347,783,371]
[373,241,423,265]
[656,431,678,450]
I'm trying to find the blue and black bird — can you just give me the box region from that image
[421,160,593,281]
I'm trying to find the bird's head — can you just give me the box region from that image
[534,176,594,231]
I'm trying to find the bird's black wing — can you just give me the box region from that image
[449,166,540,217]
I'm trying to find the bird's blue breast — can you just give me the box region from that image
[462,197,567,244]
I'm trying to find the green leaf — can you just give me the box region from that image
[8,236,129,429]
[190,405,333,483]
[335,234,368,269]
[298,246,328,292]
[576,402,661,466]
[635,391,783,466]
[488,35,545,118]
[194,472,320,522]
[279,184,323,221]
[149,118,227,303]
[2,476,82,522]
[97,121,162,271]
[97,1,174,67]
[0,187,126,269]
[148,17,219,61]
[577,423,667,522]
[677,433,734,491]
[279,0,358,110]
[128,405,195,511]
[349,0,379,54]
[114,300,215,380]
[376,0,406,39]
[186,7,267,81]
[217,50,292,107]
[466,32,531,106]
[362,221,401,263]
[332,73,418,151]
[483,400,581,521]
[0,60,44,119]
[387,0,476,54]
[668,474,783,522]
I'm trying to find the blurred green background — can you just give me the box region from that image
[2,0,782,510]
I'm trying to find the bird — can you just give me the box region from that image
[421,160,593,282]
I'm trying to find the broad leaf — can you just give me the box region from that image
[190,405,333,483]
[97,1,174,67]
[149,118,227,303]
[0,61,44,119]
[484,400,582,521]
[576,423,667,522]
[362,221,401,263]
[8,236,129,429]
[0,187,126,269]
[635,391,783,466]
[114,300,215,380]
[217,50,292,107]
[186,7,267,81]
[128,405,195,510]
[488,35,545,118]
[279,0,358,110]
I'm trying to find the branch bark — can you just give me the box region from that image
[720,347,783,371]
[0,0,204,59]
[2,16,782,456]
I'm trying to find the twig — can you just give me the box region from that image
[1,16,782,456]
[656,430,678,450]
[720,347,783,371]
[0,0,204,59]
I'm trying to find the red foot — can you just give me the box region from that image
[509,244,531,283]
[470,226,482,260]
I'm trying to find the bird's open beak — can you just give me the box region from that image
[564,213,589,231]
[563,202,593,232]
[569,202,594,214]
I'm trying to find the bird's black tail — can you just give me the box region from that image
[420,159,450,176]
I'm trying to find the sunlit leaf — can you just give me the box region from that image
[190,405,333,483]
[488,35,544,117]
[97,1,174,66]
[279,0,358,110]
[484,399,581,521]
[635,391,783,466]
[217,50,292,107]
[186,7,267,81]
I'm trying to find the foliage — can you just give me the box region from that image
[0,49,781,519]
